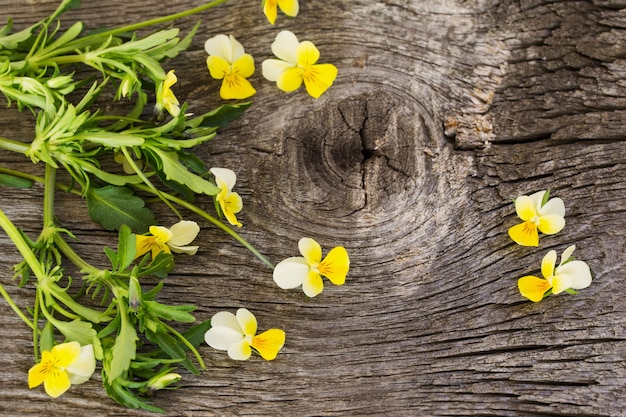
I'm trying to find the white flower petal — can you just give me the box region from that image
[227,340,252,361]
[557,260,592,290]
[560,245,576,266]
[273,257,309,289]
[236,308,257,338]
[210,167,237,191]
[539,197,565,217]
[262,59,295,82]
[528,190,547,210]
[271,30,300,64]
[204,34,233,62]
[168,244,199,255]
[205,326,244,351]
[168,220,200,246]
[211,311,241,332]
[66,344,96,385]
[228,35,245,61]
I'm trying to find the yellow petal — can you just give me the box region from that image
[278,0,299,17]
[206,55,231,80]
[236,308,258,338]
[51,341,81,368]
[514,195,538,222]
[518,276,552,302]
[507,221,539,246]
[302,63,338,98]
[150,225,173,243]
[296,41,320,66]
[219,190,243,227]
[303,271,324,297]
[233,54,255,78]
[252,329,286,360]
[541,250,557,280]
[298,238,322,266]
[135,235,156,259]
[163,70,177,90]
[263,0,278,25]
[220,74,256,100]
[319,246,349,285]
[277,67,304,92]
[43,369,72,398]
[537,213,565,235]
[28,361,48,389]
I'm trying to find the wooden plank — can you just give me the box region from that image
[0,0,624,415]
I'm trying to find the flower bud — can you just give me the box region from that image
[128,275,141,313]
[145,373,181,395]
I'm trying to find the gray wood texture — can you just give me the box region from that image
[0,0,625,416]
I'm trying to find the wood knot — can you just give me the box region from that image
[272,91,441,232]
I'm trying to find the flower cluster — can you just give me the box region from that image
[205,1,337,100]
[509,190,593,302]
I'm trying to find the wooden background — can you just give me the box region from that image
[1,0,625,416]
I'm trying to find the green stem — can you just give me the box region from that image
[134,184,275,269]
[43,164,56,227]
[52,234,98,274]
[0,137,29,154]
[0,280,34,330]
[92,0,228,38]
[121,146,181,218]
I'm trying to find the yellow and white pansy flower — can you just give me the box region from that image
[204,308,285,361]
[155,70,180,118]
[210,167,243,227]
[205,34,256,100]
[135,220,200,259]
[262,0,299,25]
[508,189,565,246]
[262,30,338,99]
[28,342,96,398]
[518,245,592,302]
[273,237,349,297]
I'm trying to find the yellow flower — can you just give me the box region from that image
[204,308,286,361]
[262,30,338,98]
[205,34,256,100]
[262,0,299,25]
[518,245,592,302]
[155,69,180,118]
[508,190,565,246]
[135,220,200,259]
[28,342,96,398]
[273,237,349,297]
[210,167,243,227]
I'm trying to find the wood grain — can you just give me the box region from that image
[0,1,624,416]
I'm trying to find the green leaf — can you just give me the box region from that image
[39,321,55,353]
[187,101,252,130]
[86,185,155,233]
[146,328,197,374]
[137,253,174,279]
[541,189,551,207]
[0,173,34,189]
[104,379,164,413]
[108,306,137,383]
[180,318,212,350]
[0,19,35,49]
[144,300,196,323]
[144,148,219,196]
[116,225,136,271]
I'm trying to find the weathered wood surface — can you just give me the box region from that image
[1,0,625,416]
